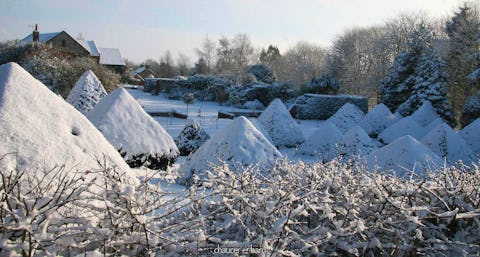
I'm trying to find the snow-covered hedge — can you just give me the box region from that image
[3,157,480,256]
[290,93,368,120]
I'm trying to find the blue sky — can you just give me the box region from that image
[0,0,464,63]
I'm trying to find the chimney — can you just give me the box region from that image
[32,24,39,43]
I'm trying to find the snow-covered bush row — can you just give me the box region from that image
[290,93,368,120]
[3,158,480,256]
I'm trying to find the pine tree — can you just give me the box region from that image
[445,3,480,113]
[379,23,432,112]
[397,54,456,127]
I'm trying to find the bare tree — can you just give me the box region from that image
[195,35,217,73]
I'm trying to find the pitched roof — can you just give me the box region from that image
[78,40,99,56]
[98,47,126,66]
[21,31,61,43]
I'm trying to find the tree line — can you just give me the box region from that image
[137,2,479,121]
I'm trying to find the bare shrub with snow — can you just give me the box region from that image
[3,156,480,256]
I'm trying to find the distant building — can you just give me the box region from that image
[22,24,126,73]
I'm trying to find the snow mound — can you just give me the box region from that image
[87,88,179,170]
[180,116,283,182]
[297,121,343,162]
[459,118,480,156]
[361,103,398,136]
[421,122,475,165]
[0,62,134,178]
[66,70,107,113]
[175,119,210,156]
[366,135,444,177]
[257,98,305,148]
[328,103,369,134]
[423,118,445,135]
[337,126,377,161]
[378,116,424,144]
[410,101,440,127]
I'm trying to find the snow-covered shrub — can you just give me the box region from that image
[246,64,276,84]
[304,73,340,95]
[290,94,368,120]
[190,160,480,256]
[461,91,480,127]
[0,40,31,65]
[175,119,210,156]
[66,70,107,113]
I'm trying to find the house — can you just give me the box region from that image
[129,65,156,85]
[22,24,126,73]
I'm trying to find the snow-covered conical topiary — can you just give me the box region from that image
[175,119,210,156]
[409,101,440,127]
[87,88,179,170]
[297,121,343,162]
[66,70,107,113]
[366,135,444,177]
[378,116,424,144]
[257,98,305,148]
[180,116,282,182]
[0,62,134,179]
[421,122,475,165]
[328,103,369,134]
[337,126,377,161]
[361,103,398,137]
[459,118,480,156]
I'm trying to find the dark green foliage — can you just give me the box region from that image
[304,74,340,95]
[461,92,480,127]
[246,64,276,84]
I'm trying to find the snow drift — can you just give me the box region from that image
[257,98,305,148]
[0,62,134,178]
[180,116,282,183]
[66,70,107,113]
[87,88,179,170]
[366,135,444,177]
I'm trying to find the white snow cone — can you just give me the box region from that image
[66,70,107,113]
[257,98,305,148]
[180,116,282,183]
[87,88,179,170]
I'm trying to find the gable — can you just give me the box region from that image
[46,31,91,56]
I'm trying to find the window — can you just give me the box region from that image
[61,39,66,47]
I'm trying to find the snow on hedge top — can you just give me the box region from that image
[410,101,440,127]
[258,98,305,148]
[0,62,133,177]
[459,118,480,156]
[366,135,444,177]
[361,103,398,136]
[378,116,424,144]
[421,122,475,164]
[337,126,377,160]
[181,116,282,180]
[297,121,343,161]
[327,103,369,134]
[87,88,178,159]
[66,70,107,114]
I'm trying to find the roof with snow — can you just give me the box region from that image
[87,88,178,160]
[22,31,60,43]
[99,48,126,66]
[21,30,125,66]
[0,62,134,179]
[180,116,283,182]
